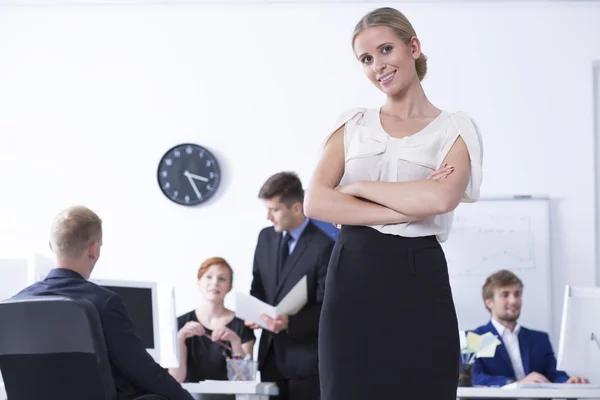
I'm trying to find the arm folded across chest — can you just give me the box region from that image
[348,112,483,217]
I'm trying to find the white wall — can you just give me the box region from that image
[0,2,599,346]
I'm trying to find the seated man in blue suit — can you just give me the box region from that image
[14,206,194,400]
[472,269,588,386]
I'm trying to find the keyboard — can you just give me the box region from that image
[503,382,600,389]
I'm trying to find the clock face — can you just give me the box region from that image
[157,143,221,206]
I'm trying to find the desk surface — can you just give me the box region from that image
[4,383,600,399]
[0,381,277,399]
[457,387,600,398]
[182,381,278,395]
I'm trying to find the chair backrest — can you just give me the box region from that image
[0,296,118,400]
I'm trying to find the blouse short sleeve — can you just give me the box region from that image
[322,108,367,153]
[177,310,193,330]
[235,319,256,344]
[438,111,483,202]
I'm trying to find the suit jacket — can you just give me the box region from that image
[472,321,569,386]
[250,221,334,379]
[14,268,194,400]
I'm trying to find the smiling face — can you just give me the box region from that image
[353,25,421,96]
[485,284,523,324]
[197,264,232,303]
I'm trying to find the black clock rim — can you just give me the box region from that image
[157,143,221,206]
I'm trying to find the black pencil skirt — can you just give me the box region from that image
[318,225,459,400]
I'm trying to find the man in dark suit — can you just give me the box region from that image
[14,206,194,400]
[472,269,588,387]
[245,172,334,400]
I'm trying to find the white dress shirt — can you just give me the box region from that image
[491,318,526,380]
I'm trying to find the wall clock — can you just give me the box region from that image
[157,143,221,206]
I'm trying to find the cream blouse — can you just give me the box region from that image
[325,107,483,243]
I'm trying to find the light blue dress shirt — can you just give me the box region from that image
[283,217,310,255]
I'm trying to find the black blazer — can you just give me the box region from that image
[250,220,334,379]
[14,268,194,400]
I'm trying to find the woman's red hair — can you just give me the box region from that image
[197,257,233,282]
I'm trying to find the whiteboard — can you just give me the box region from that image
[440,198,552,336]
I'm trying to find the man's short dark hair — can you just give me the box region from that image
[258,172,304,206]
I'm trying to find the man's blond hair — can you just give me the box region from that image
[482,269,523,312]
[50,206,102,259]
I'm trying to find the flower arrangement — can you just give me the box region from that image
[460,330,501,365]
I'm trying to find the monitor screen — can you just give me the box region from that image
[102,285,155,349]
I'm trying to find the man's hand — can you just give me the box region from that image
[244,320,261,330]
[260,313,289,334]
[518,372,550,383]
[567,376,589,384]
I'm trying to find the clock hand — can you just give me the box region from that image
[183,170,209,182]
[185,174,202,199]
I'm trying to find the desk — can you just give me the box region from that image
[0,381,277,400]
[457,387,600,399]
[182,382,278,400]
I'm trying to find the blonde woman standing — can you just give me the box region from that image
[305,7,483,400]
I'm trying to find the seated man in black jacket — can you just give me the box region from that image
[14,205,194,400]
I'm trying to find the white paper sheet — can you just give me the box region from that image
[235,276,307,330]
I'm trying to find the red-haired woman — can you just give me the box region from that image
[169,257,255,385]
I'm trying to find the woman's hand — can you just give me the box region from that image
[427,164,454,180]
[177,321,205,341]
[213,326,245,356]
[212,326,241,346]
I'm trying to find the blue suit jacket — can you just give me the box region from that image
[14,268,193,400]
[472,321,569,386]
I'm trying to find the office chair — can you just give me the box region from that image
[0,296,166,400]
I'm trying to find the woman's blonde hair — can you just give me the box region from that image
[352,7,427,81]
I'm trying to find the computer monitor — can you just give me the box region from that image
[156,284,180,369]
[0,252,54,301]
[557,285,600,381]
[91,279,161,363]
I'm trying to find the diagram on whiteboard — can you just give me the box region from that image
[441,214,537,277]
